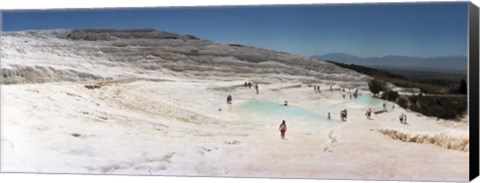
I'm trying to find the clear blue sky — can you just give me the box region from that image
[1,2,468,58]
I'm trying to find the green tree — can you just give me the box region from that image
[368,79,385,97]
[381,90,399,101]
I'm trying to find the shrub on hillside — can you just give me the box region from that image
[381,90,399,102]
[407,95,467,119]
[368,79,385,97]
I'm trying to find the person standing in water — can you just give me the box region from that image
[328,112,331,120]
[279,120,287,140]
[284,101,288,106]
[255,84,259,95]
[244,82,248,88]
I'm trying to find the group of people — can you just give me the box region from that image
[362,102,408,125]
[227,81,259,104]
[325,109,349,122]
[352,89,359,98]
[313,85,321,93]
[244,81,252,88]
[244,81,259,95]
[231,82,411,140]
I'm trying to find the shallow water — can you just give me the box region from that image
[353,94,386,108]
[236,100,328,121]
[235,95,389,122]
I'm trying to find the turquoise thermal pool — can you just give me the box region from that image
[236,100,328,121]
[235,95,389,121]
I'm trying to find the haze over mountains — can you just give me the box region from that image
[311,53,467,71]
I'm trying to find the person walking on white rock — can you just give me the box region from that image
[279,120,287,140]
[399,113,404,124]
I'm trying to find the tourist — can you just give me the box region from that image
[284,101,288,106]
[366,108,372,119]
[227,95,232,104]
[279,120,287,140]
[255,84,259,95]
[399,113,404,124]
[328,112,331,120]
[353,89,358,98]
[341,109,347,121]
[244,82,248,88]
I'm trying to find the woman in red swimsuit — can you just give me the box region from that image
[279,120,287,140]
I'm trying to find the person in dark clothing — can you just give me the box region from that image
[341,109,348,121]
[227,95,232,104]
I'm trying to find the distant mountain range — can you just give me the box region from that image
[311,53,467,71]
